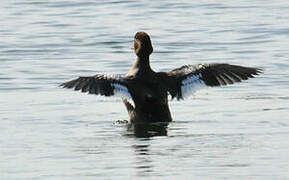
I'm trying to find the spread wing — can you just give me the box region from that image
[60,74,133,100]
[166,63,262,100]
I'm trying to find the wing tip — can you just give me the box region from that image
[59,79,78,89]
[59,82,68,88]
[255,68,263,75]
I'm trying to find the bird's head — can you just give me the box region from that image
[134,32,153,58]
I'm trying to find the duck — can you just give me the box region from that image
[60,32,262,123]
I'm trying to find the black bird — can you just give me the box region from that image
[61,32,262,123]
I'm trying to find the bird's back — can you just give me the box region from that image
[124,74,173,123]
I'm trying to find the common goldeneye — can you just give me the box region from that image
[61,32,261,123]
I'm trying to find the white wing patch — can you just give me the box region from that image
[181,73,206,98]
[111,83,135,107]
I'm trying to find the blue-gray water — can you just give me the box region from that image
[1,1,289,179]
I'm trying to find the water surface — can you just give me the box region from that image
[1,0,289,179]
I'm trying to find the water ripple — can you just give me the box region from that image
[1,1,289,179]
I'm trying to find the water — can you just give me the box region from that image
[1,0,289,179]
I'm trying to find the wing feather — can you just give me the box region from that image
[167,63,262,100]
[60,74,133,101]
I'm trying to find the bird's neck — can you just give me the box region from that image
[127,56,153,77]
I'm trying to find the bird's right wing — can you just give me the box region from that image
[166,63,262,100]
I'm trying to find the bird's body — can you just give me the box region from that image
[123,68,173,123]
[61,32,261,123]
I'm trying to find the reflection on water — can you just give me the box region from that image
[127,122,169,138]
[115,119,168,137]
[132,143,154,176]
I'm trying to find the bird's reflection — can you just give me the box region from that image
[115,120,169,176]
[127,122,169,138]
[115,121,169,176]
[132,143,154,176]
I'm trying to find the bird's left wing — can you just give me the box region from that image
[60,74,132,100]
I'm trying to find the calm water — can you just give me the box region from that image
[1,0,289,179]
